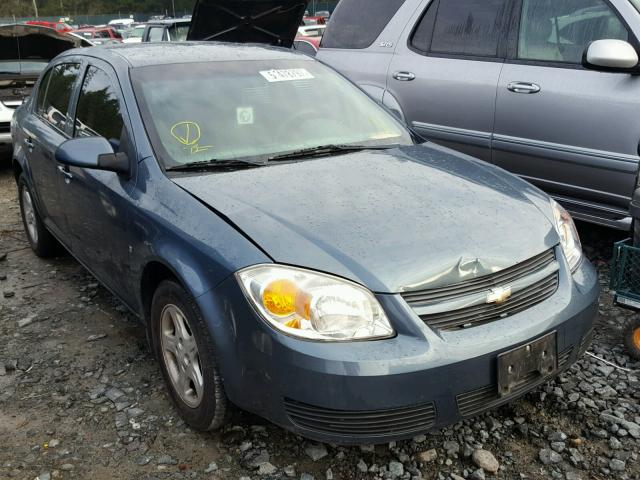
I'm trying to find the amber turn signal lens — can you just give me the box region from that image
[262,279,298,316]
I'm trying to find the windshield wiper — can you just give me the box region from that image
[166,159,266,172]
[268,144,399,162]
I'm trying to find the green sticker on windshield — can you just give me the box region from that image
[171,121,212,154]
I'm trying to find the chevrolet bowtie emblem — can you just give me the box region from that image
[487,286,512,304]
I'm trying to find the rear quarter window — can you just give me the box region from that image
[321,0,406,49]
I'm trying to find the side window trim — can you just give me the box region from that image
[407,0,514,62]
[505,0,640,69]
[33,67,53,115]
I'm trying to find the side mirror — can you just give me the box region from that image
[583,39,639,73]
[55,137,130,177]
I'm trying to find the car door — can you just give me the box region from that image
[493,0,640,228]
[386,0,512,162]
[59,61,138,304]
[21,62,81,241]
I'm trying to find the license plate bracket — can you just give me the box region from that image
[498,331,557,397]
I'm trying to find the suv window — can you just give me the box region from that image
[321,0,406,49]
[148,26,165,42]
[74,66,125,152]
[39,63,80,131]
[411,0,510,57]
[518,0,630,64]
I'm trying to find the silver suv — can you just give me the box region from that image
[318,0,640,230]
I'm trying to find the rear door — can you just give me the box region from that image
[386,0,512,162]
[22,62,81,241]
[493,0,640,227]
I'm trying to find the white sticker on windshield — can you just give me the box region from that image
[237,107,254,125]
[259,68,314,83]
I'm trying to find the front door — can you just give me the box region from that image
[387,0,512,162]
[58,61,137,304]
[492,0,640,227]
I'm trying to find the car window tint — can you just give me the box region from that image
[148,27,164,42]
[40,63,80,131]
[36,68,53,115]
[518,0,629,64]
[425,0,509,57]
[321,0,406,49]
[74,66,125,152]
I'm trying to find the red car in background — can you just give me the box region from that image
[73,26,123,45]
[25,20,73,33]
[301,15,326,25]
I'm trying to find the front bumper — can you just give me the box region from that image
[203,250,599,444]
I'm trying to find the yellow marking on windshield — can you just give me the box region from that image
[171,121,212,154]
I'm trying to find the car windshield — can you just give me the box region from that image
[131,59,413,168]
[128,27,145,38]
[0,60,48,75]
[631,0,640,12]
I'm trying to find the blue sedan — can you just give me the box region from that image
[11,43,599,444]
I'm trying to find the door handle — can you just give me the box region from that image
[393,71,416,81]
[507,82,541,94]
[24,137,35,148]
[57,165,73,181]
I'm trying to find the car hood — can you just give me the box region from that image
[0,25,91,68]
[187,0,310,48]
[172,145,560,293]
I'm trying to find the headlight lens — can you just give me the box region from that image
[236,265,394,341]
[551,199,582,272]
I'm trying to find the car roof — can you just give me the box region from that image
[58,41,310,67]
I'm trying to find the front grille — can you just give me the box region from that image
[401,249,558,331]
[284,398,436,437]
[0,122,9,134]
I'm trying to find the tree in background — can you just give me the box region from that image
[0,0,197,18]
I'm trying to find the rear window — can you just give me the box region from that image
[321,0,406,49]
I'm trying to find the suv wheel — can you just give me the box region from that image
[151,280,229,430]
[18,175,60,257]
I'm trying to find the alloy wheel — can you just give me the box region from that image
[21,188,38,245]
[160,304,204,408]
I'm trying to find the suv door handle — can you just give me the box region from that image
[507,82,541,94]
[24,137,35,148]
[57,165,73,181]
[393,71,416,81]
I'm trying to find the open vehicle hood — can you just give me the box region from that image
[0,25,91,69]
[172,145,561,294]
[187,0,310,48]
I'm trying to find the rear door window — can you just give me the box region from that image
[36,68,53,114]
[39,63,80,131]
[74,66,126,152]
[148,27,165,42]
[321,0,406,49]
[411,0,510,57]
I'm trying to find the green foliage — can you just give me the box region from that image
[0,0,197,18]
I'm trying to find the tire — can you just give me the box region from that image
[624,317,640,361]
[18,174,60,258]
[150,280,229,431]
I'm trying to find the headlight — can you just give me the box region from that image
[551,199,582,272]
[236,265,394,341]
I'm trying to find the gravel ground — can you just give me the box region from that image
[0,164,639,480]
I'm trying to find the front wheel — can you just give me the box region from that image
[18,175,60,257]
[624,317,640,360]
[150,280,229,431]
